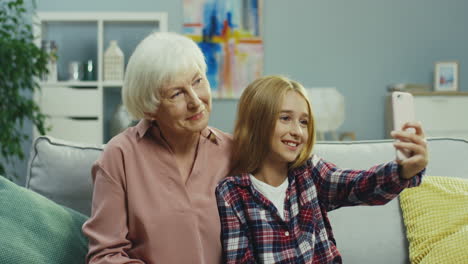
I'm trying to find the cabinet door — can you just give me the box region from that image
[414,96,468,139]
[38,86,100,117]
[35,86,102,144]
[44,117,102,145]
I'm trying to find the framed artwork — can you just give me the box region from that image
[183,0,263,98]
[434,61,459,92]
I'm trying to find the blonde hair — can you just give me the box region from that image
[123,32,207,120]
[232,75,316,174]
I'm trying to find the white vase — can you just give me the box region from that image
[104,40,124,81]
[110,104,133,137]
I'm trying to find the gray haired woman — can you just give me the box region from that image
[82,32,232,263]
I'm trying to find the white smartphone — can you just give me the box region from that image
[392,92,416,160]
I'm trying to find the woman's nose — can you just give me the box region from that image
[187,88,202,109]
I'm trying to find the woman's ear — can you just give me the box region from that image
[144,111,158,121]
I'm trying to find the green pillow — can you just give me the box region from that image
[0,176,89,264]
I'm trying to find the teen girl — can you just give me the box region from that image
[216,75,428,264]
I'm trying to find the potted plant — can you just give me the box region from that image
[0,0,49,179]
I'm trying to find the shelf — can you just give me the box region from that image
[34,12,168,145]
[40,81,99,87]
[103,81,123,87]
[410,91,468,96]
[36,12,168,23]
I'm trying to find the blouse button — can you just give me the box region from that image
[285,231,289,237]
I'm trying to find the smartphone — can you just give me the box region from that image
[392,92,416,160]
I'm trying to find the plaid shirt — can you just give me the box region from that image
[216,155,423,264]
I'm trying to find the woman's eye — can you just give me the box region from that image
[193,78,202,86]
[279,115,290,121]
[171,91,183,99]
[300,119,309,126]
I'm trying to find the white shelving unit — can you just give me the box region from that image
[412,92,468,140]
[386,91,468,140]
[33,12,168,145]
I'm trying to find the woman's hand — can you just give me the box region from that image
[391,122,429,180]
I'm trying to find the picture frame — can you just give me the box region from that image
[434,61,459,92]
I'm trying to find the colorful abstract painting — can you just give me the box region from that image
[183,0,263,98]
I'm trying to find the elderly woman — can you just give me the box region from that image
[82,32,232,263]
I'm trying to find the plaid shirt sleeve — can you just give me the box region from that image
[308,155,424,211]
[216,180,258,264]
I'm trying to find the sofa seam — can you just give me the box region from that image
[315,137,468,145]
[25,136,104,189]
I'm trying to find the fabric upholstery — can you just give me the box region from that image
[25,136,103,216]
[400,176,468,264]
[0,176,88,264]
[22,136,468,263]
[316,138,468,264]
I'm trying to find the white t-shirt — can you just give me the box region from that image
[249,174,288,220]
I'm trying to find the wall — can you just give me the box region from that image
[34,0,468,138]
[264,0,468,139]
[6,0,468,181]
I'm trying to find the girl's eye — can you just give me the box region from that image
[279,115,290,121]
[300,119,309,126]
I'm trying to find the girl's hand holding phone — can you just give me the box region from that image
[391,122,429,180]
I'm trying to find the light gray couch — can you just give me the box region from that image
[24,136,468,263]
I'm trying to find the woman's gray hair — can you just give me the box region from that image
[122,32,207,120]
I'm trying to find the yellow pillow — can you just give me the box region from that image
[399,176,468,264]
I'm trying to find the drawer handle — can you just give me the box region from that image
[68,117,98,121]
[68,87,97,90]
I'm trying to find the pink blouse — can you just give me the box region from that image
[82,119,232,263]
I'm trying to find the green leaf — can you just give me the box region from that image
[0,0,47,179]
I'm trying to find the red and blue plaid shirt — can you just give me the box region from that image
[216,155,424,264]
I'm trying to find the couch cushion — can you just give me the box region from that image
[26,136,103,216]
[23,136,468,263]
[314,137,468,264]
[0,175,88,264]
[400,176,468,264]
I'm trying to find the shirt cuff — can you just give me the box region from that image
[396,162,425,188]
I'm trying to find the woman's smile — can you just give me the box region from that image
[187,110,204,121]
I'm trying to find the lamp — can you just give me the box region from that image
[306,88,345,140]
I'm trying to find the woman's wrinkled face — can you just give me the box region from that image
[152,70,212,135]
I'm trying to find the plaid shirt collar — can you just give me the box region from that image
[228,163,309,189]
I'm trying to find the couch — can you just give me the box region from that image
[2,136,467,263]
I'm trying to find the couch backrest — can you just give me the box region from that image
[314,138,468,179]
[25,136,468,263]
[314,137,468,264]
